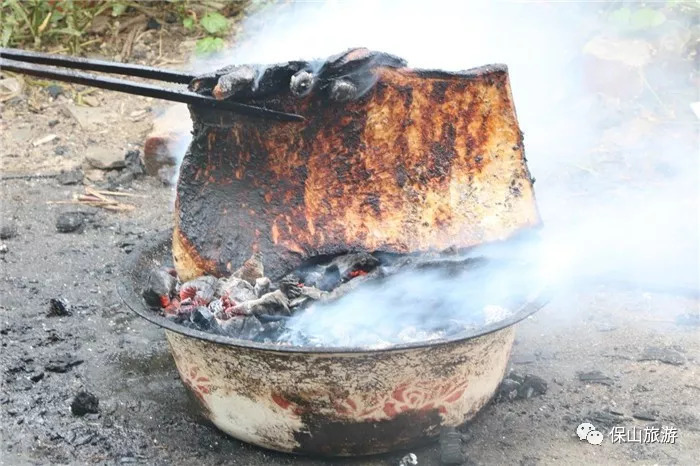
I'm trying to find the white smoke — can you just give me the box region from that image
[172,1,698,346]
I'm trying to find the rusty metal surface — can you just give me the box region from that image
[174,58,540,280]
[166,325,515,456]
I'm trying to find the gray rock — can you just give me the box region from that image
[85,148,126,170]
[639,346,686,366]
[577,370,614,386]
[57,169,83,185]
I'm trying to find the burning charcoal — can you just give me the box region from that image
[213,65,258,100]
[254,277,271,297]
[179,276,217,304]
[142,268,177,308]
[330,252,379,281]
[55,212,84,233]
[290,69,315,97]
[323,270,381,302]
[189,307,217,332]
[48,298,71,317]
[236,290,290,316]
[70,391,99,416]
[217,276,256,303]
[232,252,264,285]
[239,316,264,339]
[280,275,302,299]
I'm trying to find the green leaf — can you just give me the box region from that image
[195,36,225,55]
[629,8,666,30]
[112,3,128,17]
[183,16,195,30]
[200,11,228,35]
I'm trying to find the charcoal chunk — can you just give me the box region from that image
[236,290,290,316]
[440,427,465,465]
[0,224,17,240]
[330,252,380,280]
[179,276,217,303]
[71,391,99,416]
[189,307,217,331]
[280,275,302,299]
[496,379,521,402]
[56,212,84,233]
[220,316,245,336]
[142,269,176,308]
[217,276,256,302]
[254,277,271,297]
[239,316,264,339]
[45,355,83,373]
[48,298,71,317]
[518,375,548,399]
[259,320,286,340]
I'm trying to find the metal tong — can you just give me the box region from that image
[0,48,304,122]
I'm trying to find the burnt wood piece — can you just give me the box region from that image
[174,49,540,280]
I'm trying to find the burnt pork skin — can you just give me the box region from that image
[173,48,539,281]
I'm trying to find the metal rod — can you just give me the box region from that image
[0,59,305,122]
[0,47,195,84]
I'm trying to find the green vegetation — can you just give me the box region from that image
[0,0,249,55]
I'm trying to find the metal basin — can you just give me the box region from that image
[119,232,547,456]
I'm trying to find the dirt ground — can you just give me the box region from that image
[1,13,699,465]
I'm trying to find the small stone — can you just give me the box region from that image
[85,148,126,170]
[48,298,71,317]
[146,17,161,30]
[56,169,83,185]
[45,355,83,373]
[0,224,18,240]
[399,453,418,466]
[0,244,7,254]
[54,145,69,156]
[48,119,60,127]
[577,370,614,386]
[82,95,100,107]
[46,84,64,98]
[639,346,686,366]
[632,410,658,421]
[71,391,99,416]
[29,372,45,383]
[56,212,84,233]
